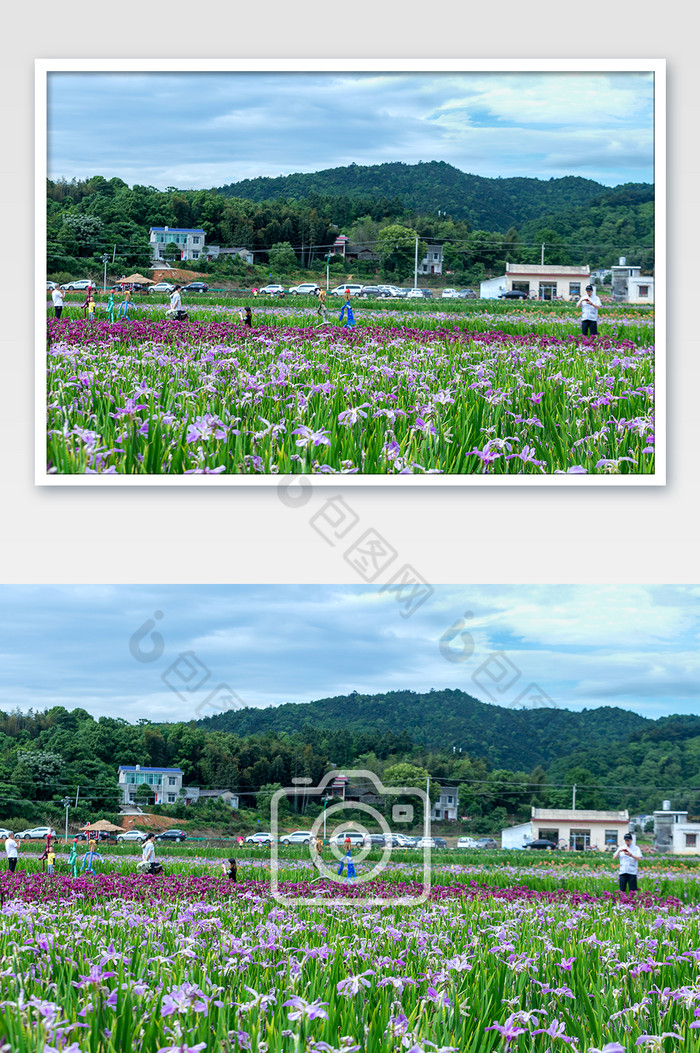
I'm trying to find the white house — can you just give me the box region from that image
[419,244,443,276]
[654,805,700,854]
[611,258,654,303]
[501,807,630,851]
[118,764,183,806]
[431,786,459,822]
[183,788,239,809]
[150,226,206,262]
[481,263,592,301]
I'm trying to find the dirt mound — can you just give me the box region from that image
[153,267,209,282]
[120,813,176,832]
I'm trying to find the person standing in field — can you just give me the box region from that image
[169,285,185,321]
[142,833,160,874]
[4,833,18,873]
[221,856,238,881]
[576,283,602,337]
[614,832,642,892]
[52,285,64,319]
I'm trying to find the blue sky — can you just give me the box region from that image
[46,71,655,190]
[0,585,695,724]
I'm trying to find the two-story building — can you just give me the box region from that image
[431,786,459,822]
[419,244,443,276]
[206,246,254,265]
[150,226,206,262]
[611,258,654,303]
[654,803,700,854]
[118,764,183,806]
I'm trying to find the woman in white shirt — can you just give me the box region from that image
[51,286,64,319]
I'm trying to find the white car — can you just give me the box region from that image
[406,288,425,299]
[245,832,273,844]
[116,830,147,843]
[60,279,95,291]
[259,284,285,295]
[329,831,369,848]
[15,826,57,840]
[279,830,314,845]
[288,283,319,295]
[456,836,478,849]
[330,284,364,297]
[441,288,459,299]
[0,828,13,839]
[150,282,176,293]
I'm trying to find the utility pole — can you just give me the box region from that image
[414,236,419,290]
[572,784,577,810]
[541,243,545,266]
[425,775,431,838]
[101,253,110,292]
[62,796,71,841]
[326,254,332,292]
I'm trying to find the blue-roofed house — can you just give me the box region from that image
[118,764,184,806]
[149,226,206,262]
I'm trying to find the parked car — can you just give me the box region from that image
[155,829,187,843]
[180,282,208,293]
[457,289,478,299]
[116,830,147,843]
[46,281,58,291]
[406,288,424,299]
[245,831,273,844]
[74,830,114,842]
[524,839,557,851]
[329,831,369,847]
[330,284,364,297]
[420,289,435,298]
[359,286,391,298]
[456,836,478,849]
[15,827,57,840]
[259,284,285,295]
[0,828,13,839]
[441,289,459,298]
[368,833,389,846]
[474,837,499,850]
[499,290,528,299]
[279,830,314,845]
[149,282,176,293]
[288,282,320,295]
[110,283,148,294]
[60,279,95,291]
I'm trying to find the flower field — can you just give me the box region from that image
[45,303,655,476]
[2,849,700,1052]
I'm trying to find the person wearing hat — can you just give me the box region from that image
[576,284,602,337]
[613,832,642,892]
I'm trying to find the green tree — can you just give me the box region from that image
[376,225,426,282]
[267,241,298,275]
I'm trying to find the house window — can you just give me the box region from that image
[569,283,581,297]
[447,796,453,804]
[432,252,439,260]
[168,777,177,786]
[434,808,441,819]
[686,833,697,847]
[638,286,649,297]
[193,237,200,244]
[191,252,199,259]
[604,830,619,845]
[167,794,176,804]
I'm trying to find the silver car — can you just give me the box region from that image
[116,830,147,843]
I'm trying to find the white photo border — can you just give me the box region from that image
[35,57,666,487]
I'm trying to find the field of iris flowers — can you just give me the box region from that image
[45,300,655,476]
[2,845,699,1053]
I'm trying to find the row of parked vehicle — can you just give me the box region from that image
[0,825,188,843]
[47,280,209,294]
[247,829,500,849]
[259,282,478,299]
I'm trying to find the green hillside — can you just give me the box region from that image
[216,160,610,231]
[195,687,649,771]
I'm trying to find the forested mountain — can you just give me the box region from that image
[216,161,609,231]
[195,688,649,770]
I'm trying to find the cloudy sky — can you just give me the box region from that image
[0,585,695,725]
[46,70,655,190]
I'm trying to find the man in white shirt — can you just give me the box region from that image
[613,832,642,892]
[5,833,18,873]
[576,283,602,337]
[51,286,64,319]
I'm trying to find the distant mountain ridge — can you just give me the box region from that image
[215,160,648,231]
[195,687,650,771]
